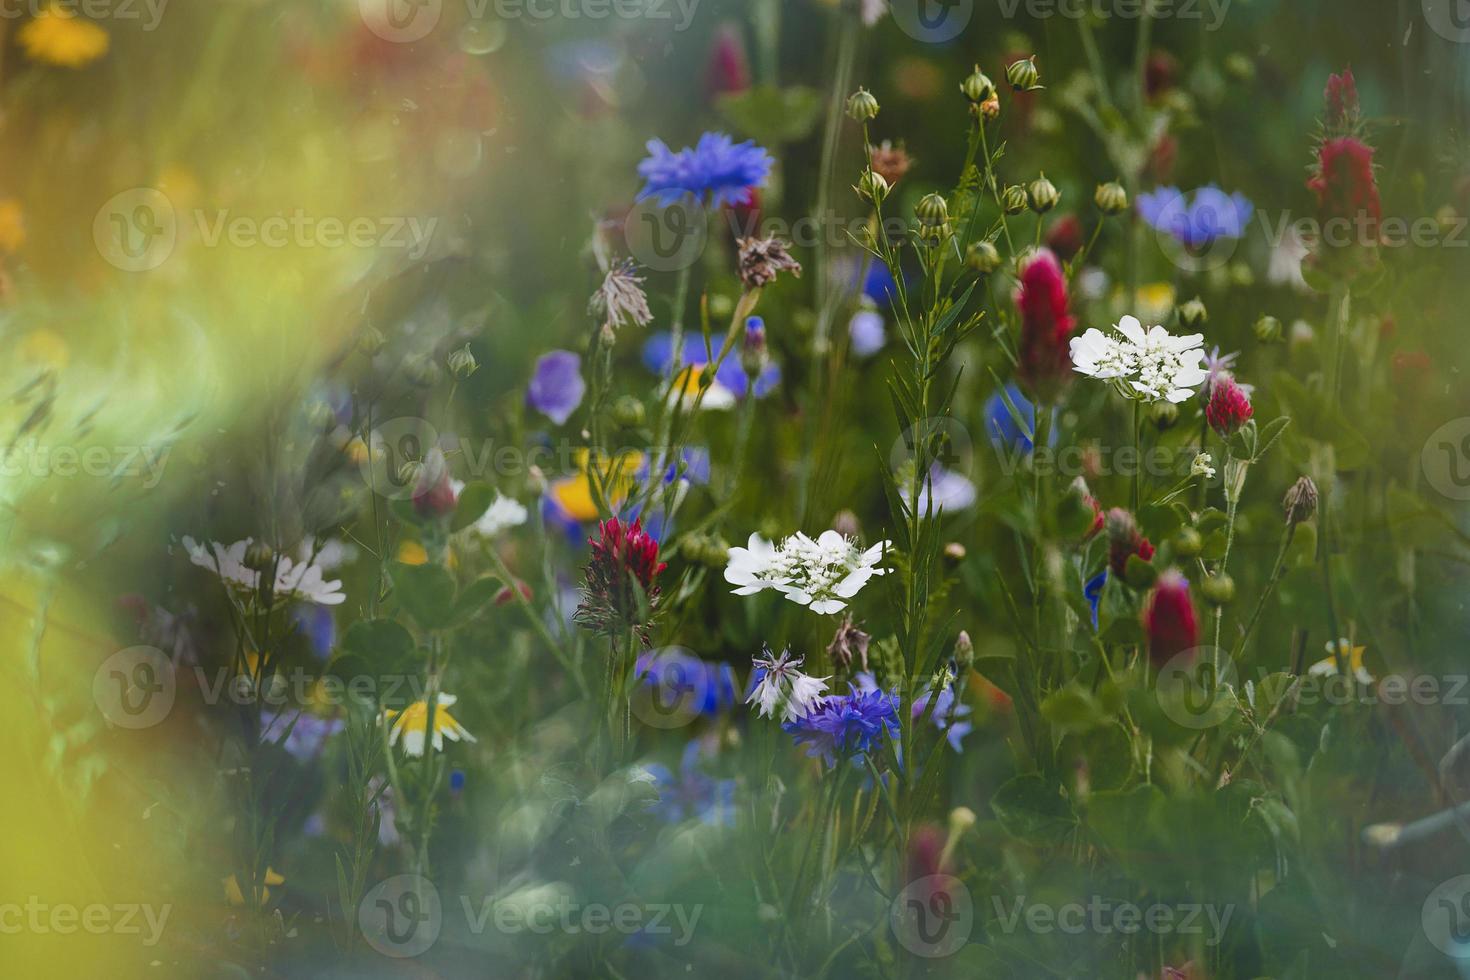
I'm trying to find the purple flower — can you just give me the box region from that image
[784,686,900,768]
[635,650,738,716]
[642,331,780,400]
[1137,185,1254,249]
[637,132,773,209]
[855,673,973,752]
[527,350,585,425]
[263,710,345,761]
[644,738,736,826]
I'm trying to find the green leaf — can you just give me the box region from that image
[990,773,1076,840]
[1123,553,1158,589]
[1040,684,1109,734]
[450,481,496,533]
[449,575,506,627]
[391,562,456,627]
[715,85,823,145]
[340,619,415,662]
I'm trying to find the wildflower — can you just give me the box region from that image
[826,616,872,671]
[1015,248,1077,400]
[1309,639,1374,685]
[784,686,900,767]
[858,673,973,751]
[574,517,667,638]
[643,331,780,408]
[724,529,889,615]
[1283,476,1319,526]
[1206,376,1254,438]
[383,693,477,756]
[705,23,750,98]
[472,494,529,538]
[901,464,978,514]
[1143,570,1199,667]
[644,738,736,826]
[637,132,773,209]
[1027,174,1061,214]
[636,651,738,716]
[1308,137,1381,251]
[19,4,108,68]
[1198,346,1242,402]
[984,383,1052,456]
[868,140,912,186]
[1095,182,1129,215]
[846,87,880,121]
[1192,453,1216,479]
[1323,68,1360,133]
[747,647,829,722]
[588,258,653,336]
[1084,570,1107,629]
[1105,509,1155,577]
[1136,186,1254,250]
[263,710,345,761]
[223,868,285,907]
[526,350,586,426]
[848,305,886,358]
[183,537,346,606]
[542,449,645,529]
[736,235,801,290]
[1069,315,1208,404]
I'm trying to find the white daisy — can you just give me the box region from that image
[183,536,345,606]
[1308,639,1374,686]
[747,648,829,722]
[725,530,889,615]
[383,693,476,757]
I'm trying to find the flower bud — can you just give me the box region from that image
[1201,572,1235,606]
[1006,56,1042,92]
[1283,476,1319,526]
[1094,181,1129,215]
[1149,399,1180,430]
[915,192,950,228]
[1143,570,1198,667]
[953,630,974,669]
[960,65,995,103]
[1206,376,1253,438]
[611,395,645,429]
[447,344,479,380]
[966,240,1002,274]
[979,93,1001,120]
[741,316,769,378]
[846,87,880,122]
[832,509,861,538]
[1027,174,1060,214]
[1254,314,1283,344]
[1173,526,1203,559]
[358,326,387,357]
[243,541,275,572]
[1002,185,1028,215]
[943,541,967,562]
[948,806,977,837]
[1177,297,1208,329]
[855,168,889,203]
[404,353,441,388]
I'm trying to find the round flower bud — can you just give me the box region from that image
[1173,527,1203,559]
[447,344,479,380]
[1027,175,1060,214]
[1254,315,1283,344]
[1177,297,1208,329]
[846,87,880,122]
[855,168,889,203]
[611,395,645,429]
[1201,573,1236,606]
[960,66,996,103]
[1006,56,1041,92]
[1002,185,1028,215]
[741,316,769,378]
[978,93,1001,120]
[243,541,275,572]
[1094,181,1129,215]
[397,459,426,490]
[966,240,1002,274]
[915,192,950,228]
[1149,399,1180,429]
[953,630,974,669]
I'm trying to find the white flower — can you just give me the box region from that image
[183,536,345,606]
[747,648,828,722]
[725,529,889,615]
[1267,226,1311,294]
[474,494,528,538]
[1191,453,1216,479]
[383,693,476,757]
[1069,315,1209,404]
[1308,639,1374,686]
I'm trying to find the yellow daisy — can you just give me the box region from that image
[223,867,285,907]
[19,5,109,69]
[1308,638,1373,685]
[383,693,476,757]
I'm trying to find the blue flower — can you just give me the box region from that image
[635,650,737,716]
[644,738,736,826]
[1136,185,1254,249]
[637,132,773,209]
[526,350,585,426]
[1084,570,1108,629]
[642,331,780,403]
[984,383,1057,457]
[289,604,335,659]
[848,307,885,358]
[855,673,972,752]
[784,686,900,768]
[263,710,344,761]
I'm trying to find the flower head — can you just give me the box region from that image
[1205,375,1254,438]
[1308,137,1381,247]
[1137,185,1253,250]
[1015,248,1077,400]
[184,537,346,606]
[1283,476,1319,526]
[527,350,586,426]
[1069,315,1208,404]
[1143,570,1198,667]
[725,529,889,615]
[783,685,900,767]
[589,258,653,336]
[383,693,476,757]
[747,647,829,722]
[637,132,773,209]
[868,141,913,187]
[575,517,667,638]
[472,494,529,538]
[20,4,108,68]
[1309,638,1374,685]
[736,235,802,290]
[644,737,737,826]
[643,330,780,409]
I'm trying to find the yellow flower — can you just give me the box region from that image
[396,540,456,569]
[1130,283,1177,325]
[0,199,26,253]
[1308,638,1374,685]
[547,449,645,523]
[19,5,109,68]
[223,867,285,907]
[383,694,476,757]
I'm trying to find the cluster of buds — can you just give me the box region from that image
[960,65,999,120]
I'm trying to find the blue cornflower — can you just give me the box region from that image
[855,673,973,752]
[642,331,780,404]
[526,350,585,426]
[1136,185,1254,250]
[637,132,773,209]
[635,650,738,717]
[644,738,736,826]
[784,686,900,768]
[984,383,1057,457]
[1084,570,1108,629]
